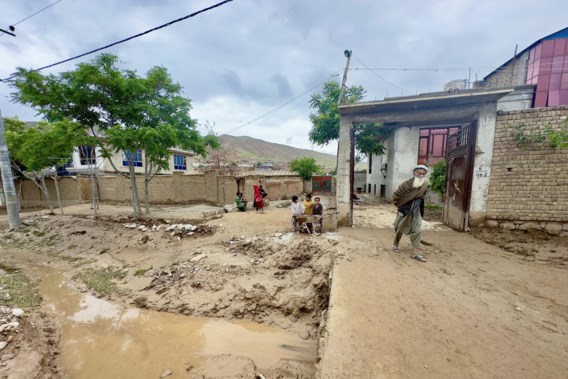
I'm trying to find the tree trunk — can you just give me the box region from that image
[53,174,64,215]
[144,178,150,215]
[39,177,55,214]
[0,110,21,229]
[128,163,141,218]
[90,173,98,218]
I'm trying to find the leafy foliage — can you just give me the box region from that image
[10,53,218,216]
[290,157,321,181]
[308,80,388,157]
[506,119,568,149]
[430,160,447,196]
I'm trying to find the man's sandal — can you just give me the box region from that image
[411,254,426,262]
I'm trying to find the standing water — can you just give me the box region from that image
[39,270,316,378]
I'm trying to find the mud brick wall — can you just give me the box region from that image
[17,177,89,208]
[486,106,568,233]
[15,173,303,208]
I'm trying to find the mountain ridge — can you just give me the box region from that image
[218,134,337,168]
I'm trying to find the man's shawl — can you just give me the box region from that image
[393,178,429,208]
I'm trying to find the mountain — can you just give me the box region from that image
[216,135,337,169]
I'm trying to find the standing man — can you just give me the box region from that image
[392,165,430,262]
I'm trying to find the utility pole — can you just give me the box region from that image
[0,107,21,230]
[337,50,352,106]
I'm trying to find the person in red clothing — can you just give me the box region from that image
[253,184,265,213]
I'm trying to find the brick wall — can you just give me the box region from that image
[486,107,568,230]
[479,50,530,89]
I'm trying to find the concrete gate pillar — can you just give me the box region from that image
[336,116,354,226]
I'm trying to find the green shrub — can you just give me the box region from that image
[430,160,446,196]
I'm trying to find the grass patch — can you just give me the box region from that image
[0,262,19,274]
[134,266,153,277]
[74,267,128,296]
[44,235,60,247]
[0,266,41,309]
[425,204,443,211]
[68,244,77,250]
[32,230,46,237]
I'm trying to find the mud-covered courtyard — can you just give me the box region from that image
[0,196,566,378]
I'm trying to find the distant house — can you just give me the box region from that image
[64,145,197,175]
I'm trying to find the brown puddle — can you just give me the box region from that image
[39,270,316,378]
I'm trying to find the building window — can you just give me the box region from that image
[368,154,372,173]
[173,155,187,170]
[123,149,143,167]
[418,127,460,165]
[79,145,96,166]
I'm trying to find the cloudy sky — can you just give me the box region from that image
[1,0,567,155]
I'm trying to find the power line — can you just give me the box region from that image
[0,0,235,82]
[352,55,410,94]
[223,70,342,134]
[0,0,63,37]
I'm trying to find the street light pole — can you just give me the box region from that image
[0,107,21,230]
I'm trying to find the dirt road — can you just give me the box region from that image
[318,199,568,378]
[0,196,566,378]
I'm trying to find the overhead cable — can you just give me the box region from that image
[223,70,342,134]
[0,0,235,82]
[353,55,410,94]
[0,0,63,37]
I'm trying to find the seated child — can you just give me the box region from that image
[312,196,324,232]
[290,195,304,230]
[235,192,246,212]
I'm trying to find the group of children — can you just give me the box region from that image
[235,185,268,213]
[291,193,324,232]
[235,188,325,232]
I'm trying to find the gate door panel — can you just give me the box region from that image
[443,122,476,231]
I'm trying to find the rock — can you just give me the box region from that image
[3,294,11,301]
[544,223,563,236]
[7,321,19,330]
[138,225,148,232]
[0,325,7,333]
[160,369,173,378]
[11,308,24,318]
[185,364,193,372]
[518,222,542,231]
[273,233,283,238]
[123,223,137,229]
[0,342,6,351]
[500,222,516,230]
[486,220,499,228]
[190,254,207,263]
[0,353,15,361]
[165,224,178,232]
[299,330,310,340]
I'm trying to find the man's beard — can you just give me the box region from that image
[413,176,427,188]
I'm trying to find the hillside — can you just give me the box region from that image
[217,134,337,169]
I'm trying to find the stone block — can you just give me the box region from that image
[544,222,563,236]
[486,220,499,228]
[501,222,516,230]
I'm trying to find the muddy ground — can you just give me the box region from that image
[0,196,567,378]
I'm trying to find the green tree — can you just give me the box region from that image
[290,157,321,181]
[5,118,80,214]
[10,53,218,217]
[308,80,389,158]
[430,160,447,197]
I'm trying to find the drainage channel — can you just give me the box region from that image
[38,268,317,378]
